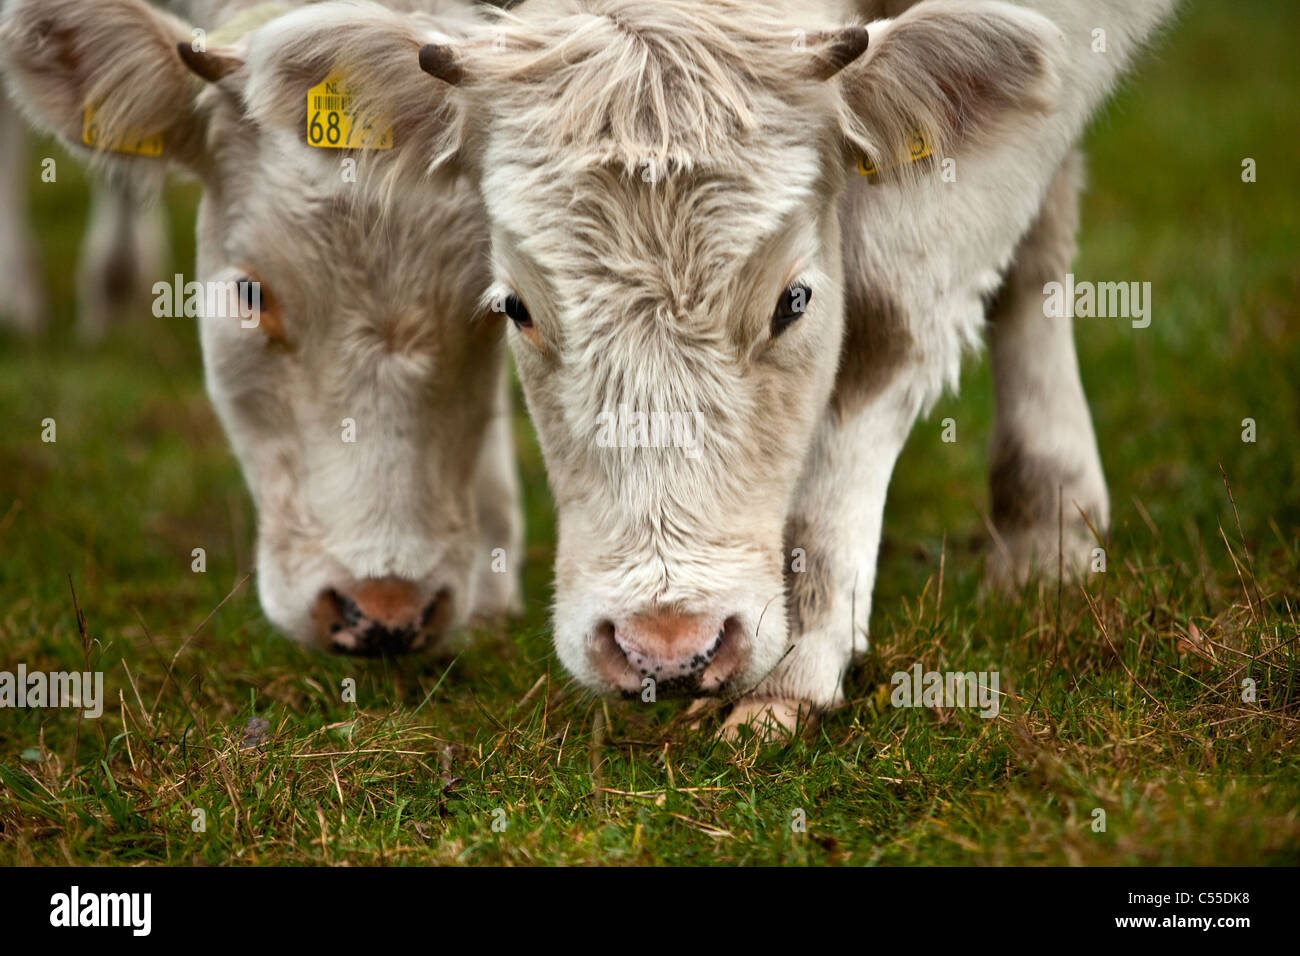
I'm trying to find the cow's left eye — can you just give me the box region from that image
[235,272,286,343]
[771,282,812,338]
[503,293,533,329]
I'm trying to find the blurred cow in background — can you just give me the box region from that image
[0,92,166,339]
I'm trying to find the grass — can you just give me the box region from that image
[1,0,1298,866]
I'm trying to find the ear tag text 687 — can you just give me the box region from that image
[306,72,393,150]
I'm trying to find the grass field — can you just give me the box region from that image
[1,0,1298,866]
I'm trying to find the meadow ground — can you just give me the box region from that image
[0,0,1297,865]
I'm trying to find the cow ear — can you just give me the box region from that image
[242,5,467,183]
[837,1,1061,177]
[0,0,209,168]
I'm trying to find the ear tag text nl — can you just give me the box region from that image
[306,72,393,150]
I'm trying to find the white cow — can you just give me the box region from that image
[0,0,523,654]
[266,0,1178,733]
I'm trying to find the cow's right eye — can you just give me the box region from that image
[503,293,533,329]
[235,272,286,342]
[237,277,259,314]
[770,282,812,338]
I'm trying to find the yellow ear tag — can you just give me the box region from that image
[81,105,164,157]
[858,130,931,177]
[905,130,932,162]
[306,72,393,150]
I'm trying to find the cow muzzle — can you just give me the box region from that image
[588,611,748,697]
[311,577,452,656]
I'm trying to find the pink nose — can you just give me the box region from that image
[312,577,451,655]
[590,612,745,695]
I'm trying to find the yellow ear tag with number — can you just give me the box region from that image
[81,105,164,157]
[306,72,393,150]
[858,130,931,177]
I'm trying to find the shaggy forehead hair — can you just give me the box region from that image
[451,0,852,320]
[454,0,849,173]
[434,0,853,498]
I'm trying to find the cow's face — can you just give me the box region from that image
[474,72,851,698]
[0,0,502,653]
[192,142,501,655]
[387,0,1061,698]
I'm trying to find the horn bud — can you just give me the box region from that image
[811,26,869,80]
[418,43,463,86]
[177,43,243,83]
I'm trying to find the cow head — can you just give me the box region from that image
[207,0,1061,692]
[0,0,515,655]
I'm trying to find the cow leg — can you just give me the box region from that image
[0,94,46,334]
[985,150,1109,587]
[722,221,938,740]
[470,362,524,620]
[75,177,168,342]
[724,376,923,739]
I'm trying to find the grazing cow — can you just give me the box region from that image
[0,0,523,654]
[74,171,171,342]
[0,93,44,333]
[276,0,1179,733]
[0,85,168,340]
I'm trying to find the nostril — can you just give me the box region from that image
[590,620,641,691]
[593,620,621,660]
[323,588,361,627]
[312,588,362,652]
[412,588,454,648]
[697,616,745,692]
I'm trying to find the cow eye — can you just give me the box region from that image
[771,282,812,338]
[237,276,259,314]
[233,273,286,342]
[503,293,533,329]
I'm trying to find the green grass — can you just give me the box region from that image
[1,0,1298,865]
